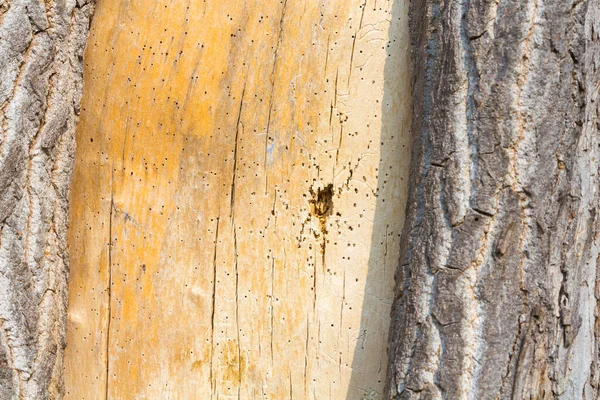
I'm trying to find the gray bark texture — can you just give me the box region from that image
[387,0,600,399]
[0,1,94,398]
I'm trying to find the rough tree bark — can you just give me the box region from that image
[0,1,95,398]
[387,0,600,399]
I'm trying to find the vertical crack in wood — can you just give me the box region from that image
[209,212,220,399]
[263,0,288,195]
[230,82,246,400]
[105,194,114,400]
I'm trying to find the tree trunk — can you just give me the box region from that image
[63,0,411,398]
[4,0,600,398]
[0,1,95,399]
[387,0,600,399]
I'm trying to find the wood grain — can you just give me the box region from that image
[64,0,412,398]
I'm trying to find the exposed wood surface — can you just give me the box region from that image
[387,0,600,398]
[0,1,95,398]
[64,0,411,398]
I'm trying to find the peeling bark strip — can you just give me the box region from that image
[0,1,95,398]
[387,0,600,399]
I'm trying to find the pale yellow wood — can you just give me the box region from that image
[64,0,411,398]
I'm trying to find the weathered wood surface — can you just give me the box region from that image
[63,0,411,398]
[387,0,600,398]
[0,1,95,398]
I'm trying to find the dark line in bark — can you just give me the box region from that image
[105,193,114,400]
[348,32,357,84]
[264,0,288,195]
[270,257,275,367]
[230,83,246,400]
[231,84,246,212]
[209,212,220,399]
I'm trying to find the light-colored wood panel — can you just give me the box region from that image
[64,0,411,398]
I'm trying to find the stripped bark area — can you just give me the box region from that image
[0,1,95,398]
[64,1,411,398]
[387,0,600,398]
